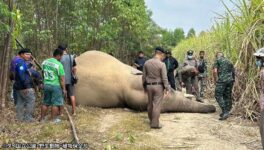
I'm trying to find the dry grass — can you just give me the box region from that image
[73,107,161,150]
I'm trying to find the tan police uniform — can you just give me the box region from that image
[142,57,170,128]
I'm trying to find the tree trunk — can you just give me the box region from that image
[0,0,14,110]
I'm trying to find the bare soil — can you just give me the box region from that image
[0,99,262,150]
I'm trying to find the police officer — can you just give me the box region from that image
[134,51,147,72]
[253,47,264,149]
[213,52,235,120]
[197,51,208,97]
[179,50,202,102]
[142,47,170,129]
[164,50,178,90]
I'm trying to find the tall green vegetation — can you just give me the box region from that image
[174,0,264,120]
[14,0,161,63]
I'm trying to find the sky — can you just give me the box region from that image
[145,0,235,34]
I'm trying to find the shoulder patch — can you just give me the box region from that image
[19,66,24,71]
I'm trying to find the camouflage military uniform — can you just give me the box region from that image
[198,59,208,97]
[213,57,234,114]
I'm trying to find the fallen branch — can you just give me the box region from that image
[64,106,80,144]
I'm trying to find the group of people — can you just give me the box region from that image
[134,48,209,102]
[139,47,235,129]
[10,44,77,123]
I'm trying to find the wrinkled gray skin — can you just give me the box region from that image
[75,51,216,113]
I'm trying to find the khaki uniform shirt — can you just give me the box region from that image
[142,58,170,91]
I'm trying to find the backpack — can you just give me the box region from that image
[198,60,206,73]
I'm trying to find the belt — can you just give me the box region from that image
[146,82,163,85]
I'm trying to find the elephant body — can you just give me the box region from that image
[75,51,216,113]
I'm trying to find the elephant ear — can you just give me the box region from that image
[131,67,143,75]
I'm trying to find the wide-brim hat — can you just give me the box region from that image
[253,47,264,57]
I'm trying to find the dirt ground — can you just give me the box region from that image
[0,99,262,150]
[75,103,262,150]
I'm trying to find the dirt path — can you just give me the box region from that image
[148,112,261,150]
[74,103,262,150]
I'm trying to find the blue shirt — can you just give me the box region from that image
[14,58,34,90]
[10,56,20,73]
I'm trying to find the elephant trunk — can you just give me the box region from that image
[162,93,216,113]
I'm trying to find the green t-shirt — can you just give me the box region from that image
[42,58,65,85]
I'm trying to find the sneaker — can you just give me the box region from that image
[53,118,62,124]
[72,112,76,116]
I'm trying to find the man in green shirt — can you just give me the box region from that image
[40,48,66,123]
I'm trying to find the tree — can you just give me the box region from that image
[186,28,196,38]
[0,0,14,109]
[174,28,185,46]
[14,0,157,63]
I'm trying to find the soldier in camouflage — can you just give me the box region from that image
[197,51,208,98]
[213,52,235,120]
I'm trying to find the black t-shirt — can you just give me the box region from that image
[134,57,147,71]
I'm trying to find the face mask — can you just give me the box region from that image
[200,56,204,59]
[187,55,193,59]
[256,60,262,67]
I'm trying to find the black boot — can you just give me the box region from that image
[219,113,224,117]
[219,111,229,120]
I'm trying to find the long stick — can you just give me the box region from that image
[64,106,80,144]
[15,39,43,70]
